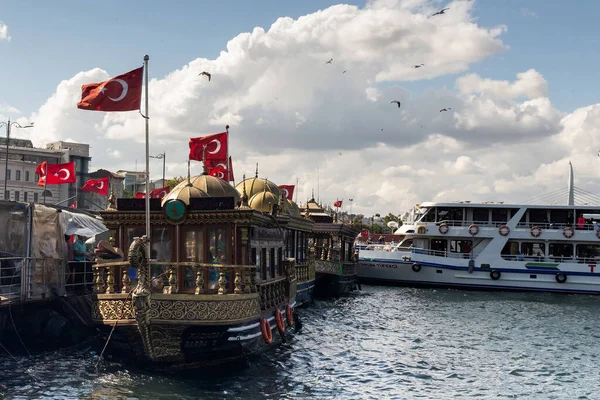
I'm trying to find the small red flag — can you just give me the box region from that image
[206,156,234,181]
[189,132,228,161]
[69,201,77,209]
[77,67,143,112]
[45,162,76,184]
[35,161,47,186]
[149,186,170,199]
[81,177,109,196]
[208,166,228,180]
[278,185,295,200]
[333,200,343,208]
[134,192,146,198]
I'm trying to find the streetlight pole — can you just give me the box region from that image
[0,119,34,200]
[349,198,354,223]
[150,152,166,186]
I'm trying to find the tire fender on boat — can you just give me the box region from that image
[555,272,567,283]
[275,309,285,335]
[412,263,422,272]
[490,270,501,280]
[260,318,273,345]
[286,304,294,327]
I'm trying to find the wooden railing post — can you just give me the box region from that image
[105,266,115,294]
[93,267,106,293]
[234,267,242,294]
[218,270,227,295]
[195,266,205,294]
[121,266,131,293]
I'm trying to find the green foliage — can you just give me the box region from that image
[165,176,185,190]
[122,188,134,199]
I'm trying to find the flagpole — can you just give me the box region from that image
[43,159,48,205]
[225,125,230,185]
[295,177,298,203]
[144,55,151,256]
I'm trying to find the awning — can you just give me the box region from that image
[58,209,108,238]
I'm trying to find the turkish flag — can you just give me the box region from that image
[278,185,295,200]
[149,186,170,199]
[35,161,47,186]
[333,200,343,208]
[134,192,146,198]
[81,177,109,196]
[69,201,77,209]
[189,132,228,161]
[360,230,369,238]
[206,156,234,181]
[77,66,143,112]
[45,162,76,185]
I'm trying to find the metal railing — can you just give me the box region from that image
[501,254,600,264]
[360,246,472,259]
[418,219,600,232]
[65,260,95,294]
[0,256,23,304]
[93,261,259,296]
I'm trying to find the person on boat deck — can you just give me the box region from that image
[577,215,586,229]
[377,236,384,244]
[594,220,600,232]
[517,251,525,261]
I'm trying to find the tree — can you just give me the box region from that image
[165,176,185,190]
[122,188,134,199]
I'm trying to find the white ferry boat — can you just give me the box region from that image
[358,164,600,294]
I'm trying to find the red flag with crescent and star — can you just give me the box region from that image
[81,177,109,196]
[206,156,234,181]
[35,161,47,186]
[189,132,228,161]
[149,186,171,199]
[134,192,146,198]
[77,66,144,112]
[333,199,343,208]
[45,162,76,185]
[278,185,295,200]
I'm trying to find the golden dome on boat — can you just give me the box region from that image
[187,174,241,204]
[235,177,280,200]
[161,183,209,206]
[248,190,279,213]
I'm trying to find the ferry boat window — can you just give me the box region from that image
[152,227,173,290]
[521,242,545,259]
[501,241,520,260]
[430,239,447,255]
[183,229,204,292]
[549,243,573,260]
[285,231,294,259]
[436,208,450,222]
[207,228,227,290]
[576,244,600,261]
[528,209,547,224]
[450,208,464,222]
[420,208,435,222]
[549,209,570,225]
[450,240,472,253]
[491,209,508,224]
[473,208,489,224]
[399,239,413,248]
[508,209,520,220]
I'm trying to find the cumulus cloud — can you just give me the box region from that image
[0,22,10,41]
[6,0,600,216]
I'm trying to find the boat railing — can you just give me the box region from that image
[501,254,600,264]
[516,222,600,231]
[65,260,95,295]
[257,276,288,310]
[0,256,24,305]
[93,261,258,296]
[296,261,315,282]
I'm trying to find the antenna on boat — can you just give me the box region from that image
[255,163,259,178]
[202,146,208,175]
[568,161,574,206]
[317,167,320,205]
[187,159,191,185]
[240,174,250,208]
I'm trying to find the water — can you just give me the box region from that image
[2,285,600,399]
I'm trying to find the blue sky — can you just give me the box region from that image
[0,0,598,117]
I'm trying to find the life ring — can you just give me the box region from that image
[412,263,422,272]
[562,226,574,239]
[555,272,567,283]
[417,226,427,234]
[438,223,449,234]
[274,309,285,335]
[498,225,510,236]
[530,226,542,238]
[468,224,479,236]
[490,270,501,280]
[260,318,272,345]
[286,304,294,327]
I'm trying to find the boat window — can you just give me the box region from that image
[269,248,275,279]
[450,240,472,253]
[151,227,172,262]
[261,248,267,280]
[277,248,282,276]
[436,208,450,222]
[420,208,435,222]
[549,243,573,260]
[491,209,508,223]
[501,241,520,256]
[285,230,294,259]
[472,208,489,223]
[183,228,204,291]
[521,242,546,257]
[207,227,228,290]
[576,244,600,260]
[449,208,464,222]
[528,209,547,223]
[508,208,520,220]
[430,239,447,254]
[255,248,261,281]
[549,209,570,225]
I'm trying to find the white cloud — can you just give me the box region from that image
[0,22,10,41]
[0,104,20,114]
[9,0,600,216]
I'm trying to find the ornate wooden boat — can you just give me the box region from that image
[301,197,360,297]
[91,172,298,368]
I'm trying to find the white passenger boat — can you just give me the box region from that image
[358,163,600,294]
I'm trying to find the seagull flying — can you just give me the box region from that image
[432,8,449,16]
[342,70,347,74]
[412,64,425,68]
[439,108,452,112]
[326,58,333,64]
[339,152,342,156]
[199,71,211,81]
[391,100,401,108]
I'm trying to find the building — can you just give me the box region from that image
[0,138,91,208]
[86,169,125,210]
[116,170,163,196]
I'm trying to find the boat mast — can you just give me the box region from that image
[568,161,574,206]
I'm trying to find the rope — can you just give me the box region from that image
[0,339,39,381]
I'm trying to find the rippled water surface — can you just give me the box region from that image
[2,285,600,399]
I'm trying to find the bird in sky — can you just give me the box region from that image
[412,64,425,68]
[342,70,347,74]
[391,100,401,108]
[432,8,449,16]
[439,108,452,112]
[199,71,211,81]
[339,152,342,156]
[381,128,384,131]
[326,58,333,64]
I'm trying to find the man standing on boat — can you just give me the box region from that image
[73,235,87,292]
